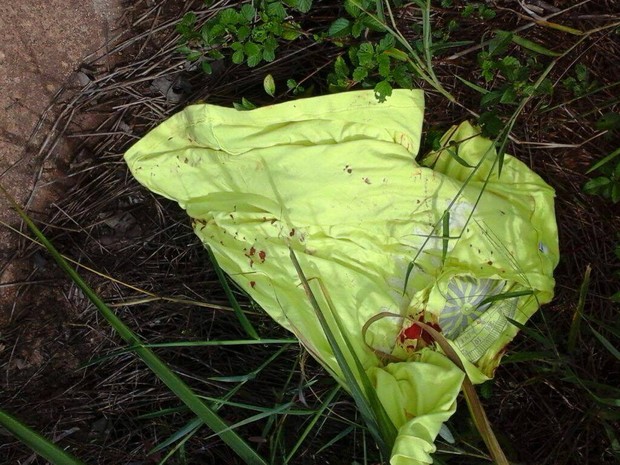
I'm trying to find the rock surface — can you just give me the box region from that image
[0,0,121,332]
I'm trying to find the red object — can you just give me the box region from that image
[400,317,441,345]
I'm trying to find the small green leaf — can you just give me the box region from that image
[462,3,476,17]
[294,0,313,13]
[377,54,391,78]
[267,1,287,20]
[347,44,359,65]
[500,86,517,104]
[177,45,192,55]
[244,42,261,57]
[362,15,386,32]
[499,56,521,80]
[263,36,278,53]
[480,57,496,82]
[252,26,268,42]
[334,56,350,79]
[352,19,364,38]
[246,54,262,67]
[204,22,226,44]
[352,67,368,82]
[239,4,256,22]
[237,25,251,41]
[328,18,351,37]
[180,11,197,27]
[583,176,612,194]
[344,0,362,18]
[479,111,503,138]
[236,97,257,111]
[537,78,554,96]
[374,80,392,102]
[480,8,497,21]
[201,61,213,74]
[219,8,240,26]
[232,49,245,64]
[263,74,276,97]
[392,64,412,89]
[488,30,513,56]
[480,90,502,108]
[377,34,395,53]
[281,25,302,40]
[575,63,589,82]
[357,43,374,66]
[187,51,202,62]
[597,112,620,132]
[262,47,276,62]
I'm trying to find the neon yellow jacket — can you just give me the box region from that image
[125,90,558,464]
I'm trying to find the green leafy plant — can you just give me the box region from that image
[177,0,310,71]
[325,0,459,102]
[477,31,554,109]
[584,147,620,203]
[563,62,599,97]
[286,78,306,95]
[469,30,558,137]
[584,111,620,202]
[461,1,496,20]
[327,0,388,39]
[327,34,413,101]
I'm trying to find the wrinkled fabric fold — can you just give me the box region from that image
[125,90,558,465]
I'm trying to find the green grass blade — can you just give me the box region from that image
[568,265,591,353]
[441,212,450,263]
[288,248,391,458]
[446,147,476,168]
[501,351,558,364]
[315,425,356,455]
[305,265,398,449]
[0,409,86,465]
[157,424,197,465]
[82,338,295,368]
[203,402,295,440]
[284,385,341,464]
[511,33,561,56]
[586,147,620,174]
[506,317,555,347]
[324,295,398,448]
[589,326,620,361]
[0,184,268,465]
[568,265,592,353]
[150,417,203,454]
[205,244,260,339]
[477,289,534,308]
[454,75,489,94]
